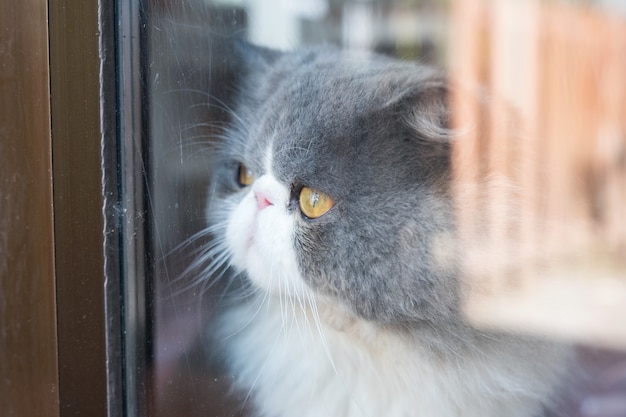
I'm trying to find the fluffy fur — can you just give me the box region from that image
[203,44,567,417]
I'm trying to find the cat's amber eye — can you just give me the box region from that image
[299,187,334,219]
[237,163,255,187]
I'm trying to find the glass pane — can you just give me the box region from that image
[139,1,626,416]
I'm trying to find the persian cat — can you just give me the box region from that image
[202,43,567,417]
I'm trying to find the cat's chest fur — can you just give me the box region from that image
[217,296,563,417]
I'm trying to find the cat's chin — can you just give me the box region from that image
[242,248,313,300]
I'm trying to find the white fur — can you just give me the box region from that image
[218,296,565,417]
[220,173,566,417]
[226,173,310,299]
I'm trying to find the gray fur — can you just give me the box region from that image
[213,46,457,327]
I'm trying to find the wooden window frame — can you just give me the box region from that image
[1,0,152,416]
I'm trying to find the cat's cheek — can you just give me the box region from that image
[247,211,310,296]
[225,192,258,271]
[226,192,309,297]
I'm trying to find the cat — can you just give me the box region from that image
[201,43,568,417]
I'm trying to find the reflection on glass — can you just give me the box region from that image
[143,1,626,416]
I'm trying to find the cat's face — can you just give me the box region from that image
[209,47,459,327]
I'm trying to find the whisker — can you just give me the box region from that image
[307,293,339,377]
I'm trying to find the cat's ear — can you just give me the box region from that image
[234,40,283,73]
[386,77,451,143]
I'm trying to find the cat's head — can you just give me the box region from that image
[208,45,459,328]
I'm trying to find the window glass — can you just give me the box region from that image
[139,1,626,416]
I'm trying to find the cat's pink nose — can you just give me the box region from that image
[255,191,273,210]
